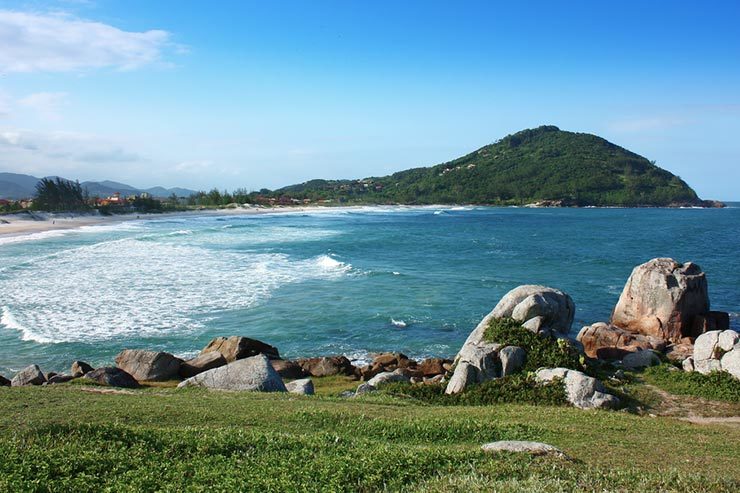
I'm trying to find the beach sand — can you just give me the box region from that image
[0,206,337,239]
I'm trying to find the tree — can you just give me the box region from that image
[33,178,89,212]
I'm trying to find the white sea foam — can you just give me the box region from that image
[391,318,408,328]
[0,229,70,246]
[0,238,354,344]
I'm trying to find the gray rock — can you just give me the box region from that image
[536,367,620,410]
[682,357,695,372]
[366,371,410,387]
[84,367,140,388]
[445,342,502,394]
[115,349,181,381]
[71,361,94,377]
[285,378,314,395]
[491,285,575,335]
[718,330,740,352]
[11,364,46,387]
[499,346,526,376]
[622,350,661,370]
[481,440,565,457]
[178,354,286,392]
[720,347,740,379]
[611,258,708,342]
[354,383,377,395]
[179,351,227,378]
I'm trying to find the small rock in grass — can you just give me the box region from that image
[285,378,314,395]
[481,440,566,457]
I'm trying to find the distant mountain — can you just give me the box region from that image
[273,126,713,207]
[0,173,197,200]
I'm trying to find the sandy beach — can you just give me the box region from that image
[0,206,333,239]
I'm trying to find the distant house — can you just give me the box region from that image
[0,199,10,206]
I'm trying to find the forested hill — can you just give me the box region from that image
[274,126,713,207]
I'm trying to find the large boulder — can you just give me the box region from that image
[445,342,506,394]
[115,349,181,381]
[622,350,661,370]
[84,367,140,388]
[179,351,227,378]
[535,368,620,410]
[296,356,356,377]
[178,354,287,392]
[70,361,94,378]
[200,336,280,362]
[11,364,46,387]
[285,378,314,395]
[577,322,666,359]
[490,285,575,335]
[610,258,709,343]
[693,330,740,377]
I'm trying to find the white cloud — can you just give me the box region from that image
[0,129,143,177]
[18,92,68,120]
[0,10,173,73]
[174,160,214,173]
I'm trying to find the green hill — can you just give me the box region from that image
[274,126,711,207]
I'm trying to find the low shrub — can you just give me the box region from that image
[381,373,568,407]
[483,318,582,372]
[642,364,740,403]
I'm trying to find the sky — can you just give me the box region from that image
[0,0,738,199]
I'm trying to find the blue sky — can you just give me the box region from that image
[0,1,738,199]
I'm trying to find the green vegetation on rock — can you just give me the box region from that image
[483,317,582,372]
[269,126,705,207]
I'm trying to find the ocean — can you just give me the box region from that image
[1,205,738,376]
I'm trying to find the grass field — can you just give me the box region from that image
[1,371,738,492]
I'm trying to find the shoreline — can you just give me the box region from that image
[1,202,735,239]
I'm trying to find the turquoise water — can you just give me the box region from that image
[1,205,739,376]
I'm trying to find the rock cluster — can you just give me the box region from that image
[576,258,736,378]
[535,367,620,409]
[684,330,740,378]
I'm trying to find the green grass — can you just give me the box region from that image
[0,383,738,491]
[483,318,582,372]
[642,364,740,403]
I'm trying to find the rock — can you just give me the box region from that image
[200,336,280,362]
[285,378,314,395]
[718,330,740,352]
[47,374,75,385]
[424,374,445,384]
[499,346,526,376]
[577,322,667,359]
[720,346,740,379]
[178,354,286,392]
[179,351,227,378]
[359,363,384,381]
[372,352,413,369]
[296,356,356,377]
[622,350,661,370]
[71,361,94,377]
[688,311,730,338]
[610,258,709,342]
[665,343,694,363]
[445,342,502,394]
[270,360,308,379]
[418,357,451,377]
[366,371,411,387]
[682,357,695,372]
[84,367,140,388]
[491,285,575,335]
[44,372,58,381]
[692,330,740,378]
[354,383,377,395]
[115,349,181,381]
[481,440,565,457]
[0,375,10,386]
[535,367,620,410]
[11,365,46,387]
